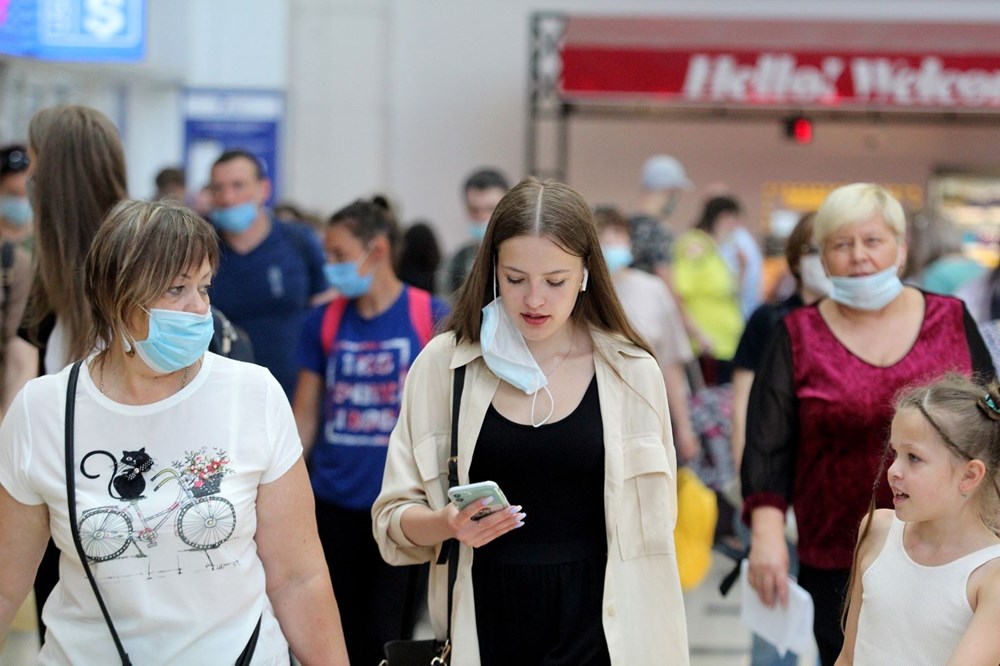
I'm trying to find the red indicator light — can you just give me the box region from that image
[784,116,813,144]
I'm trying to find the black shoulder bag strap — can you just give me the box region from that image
[64,360,262,666]
[64,360,133,666]
[433,365,465,642]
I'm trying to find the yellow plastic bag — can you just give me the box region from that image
[673,467,718,590]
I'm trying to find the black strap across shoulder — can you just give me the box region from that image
[65,361,132,665]
[432,365,465,636]
[64,359,261,665]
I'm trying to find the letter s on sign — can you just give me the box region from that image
[84,0,126,41]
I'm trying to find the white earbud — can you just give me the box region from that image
[581,268,589,292]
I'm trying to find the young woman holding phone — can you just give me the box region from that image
[372,177,689,665]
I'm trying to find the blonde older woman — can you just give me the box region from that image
[741,183,993,666]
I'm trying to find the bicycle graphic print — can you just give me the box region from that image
[77,447,237,565]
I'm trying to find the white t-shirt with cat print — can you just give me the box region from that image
[0,353,302,665]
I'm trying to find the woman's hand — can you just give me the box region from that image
[444,498,525,549]
[675,428,701,463]
[747,506,789,608]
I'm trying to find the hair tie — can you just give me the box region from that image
[978,393,1000,421]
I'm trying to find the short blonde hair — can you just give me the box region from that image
[813,183,906,246]
[85,199,219,352]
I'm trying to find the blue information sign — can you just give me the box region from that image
[0,0,145,62]
[183,89,285,205]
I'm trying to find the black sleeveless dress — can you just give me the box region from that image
[469,376,610,665]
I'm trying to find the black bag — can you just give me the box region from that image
[381,639,451,666]
[210,306,255,362]
[379,365,465,666]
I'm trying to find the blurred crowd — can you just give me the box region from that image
[2,103,1000,666]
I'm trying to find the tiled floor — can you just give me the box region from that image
[1,552,817,665]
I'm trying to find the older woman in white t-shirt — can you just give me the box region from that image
[0,200,348,665]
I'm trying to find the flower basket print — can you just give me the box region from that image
[172,447,234,498]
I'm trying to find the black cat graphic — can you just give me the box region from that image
[81,448,155,500]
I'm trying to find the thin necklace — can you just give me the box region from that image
[99,361,191,395]
[544,332,576,377]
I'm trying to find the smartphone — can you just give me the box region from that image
[448,480,510,520]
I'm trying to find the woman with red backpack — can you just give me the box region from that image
[292,197,449,666]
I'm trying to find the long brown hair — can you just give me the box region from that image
[23,105,128,362]
[842,373,1000,628]
[449,177,652,356]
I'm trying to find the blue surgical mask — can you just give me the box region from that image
[469,221,488,242]
[799,254,832,297]
[324,252,374,298]
[132,308,214,374]
[0,196,32,227]
[828,261,903,311]
[479,268,554,427]
[602,246,633,273]
[209,202,257,233]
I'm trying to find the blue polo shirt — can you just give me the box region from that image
[210,219,327,397]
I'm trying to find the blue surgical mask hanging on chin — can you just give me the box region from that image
[827,258,903,311]
[799,255,833,297]
[324,250,374,298]
[132,308,214,374]
[208,202,257,233]
[479,267,554,427]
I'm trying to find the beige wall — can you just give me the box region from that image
[5,0,1000,250]
[284,0,1000,256]
[568,117,1000,241]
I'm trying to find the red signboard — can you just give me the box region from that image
[560,17,1000,110]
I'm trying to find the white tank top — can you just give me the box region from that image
[854,516,1000,665]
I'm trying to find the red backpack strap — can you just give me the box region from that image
[407,287,434,348]
[320,297,350,357]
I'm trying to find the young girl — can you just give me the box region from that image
[837,374,1000,666]
[372,177,689,665]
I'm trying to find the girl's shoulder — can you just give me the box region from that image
[590,328,655,363]
[857,509,895,572]
[409,332,463,379]
[967,542,1000,610]
[419,331,459,361]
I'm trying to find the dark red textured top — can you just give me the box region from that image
[742,293,992,569]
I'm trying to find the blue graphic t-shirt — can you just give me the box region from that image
[297,286,449,510]
[211,220,327,397]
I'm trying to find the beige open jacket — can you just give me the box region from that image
[372,329,690,665]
